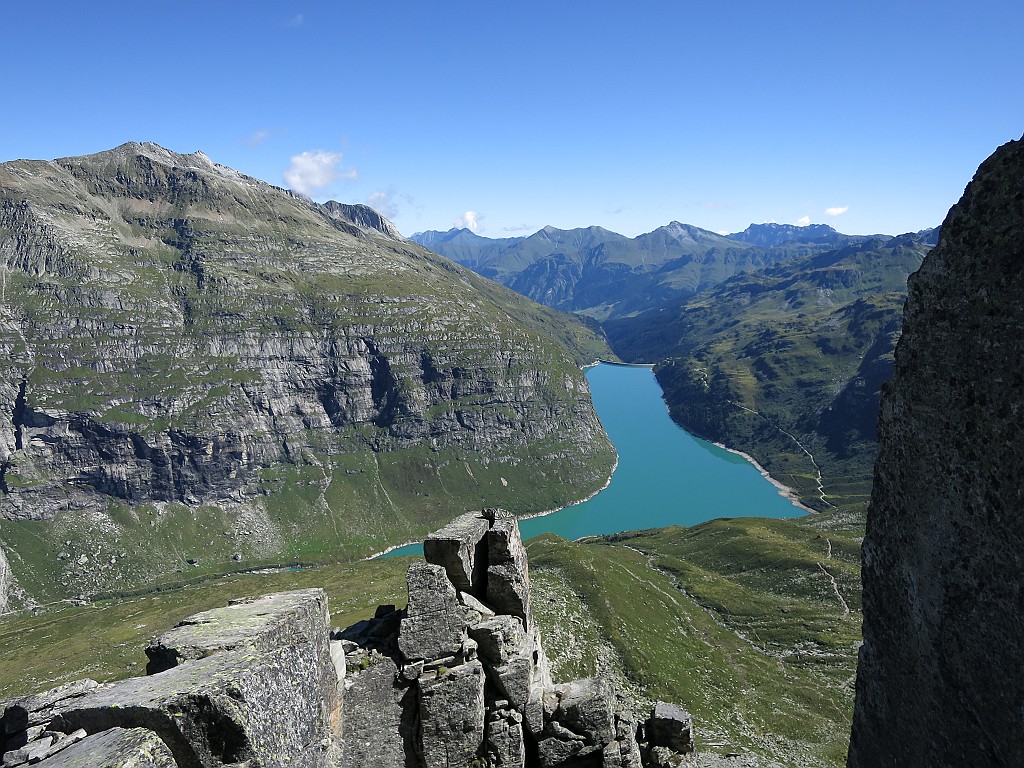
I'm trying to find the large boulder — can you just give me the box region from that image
[537,677,617,766]
[29,727,175,767]
[484,706,526,768]
[424,512,490,595]
[1,680,101,738]
[338,655,418,768]
[417,661,487,768]
[469,614,526,666]
[486,515,532,629]
[644,702,693,756]
[398,562,468,662]
[489,625,551,736]
[145,589,332,673]
[50,643,333,768]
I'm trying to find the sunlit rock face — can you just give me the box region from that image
[848,136,1024,767]
[0,142,613,601]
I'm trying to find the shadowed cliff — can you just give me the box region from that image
[848,136,1024,766]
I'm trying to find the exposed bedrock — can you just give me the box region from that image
[0,143,613,569]
[848,136,1024,766]
[0,546,10,615]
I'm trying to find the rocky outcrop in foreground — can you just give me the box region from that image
[2,513,693,767]
[848,136,1024,766]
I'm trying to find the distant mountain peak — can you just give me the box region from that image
[52,141,256,189]
[728,222,855,248]
[318,201,404,240]
[657,221,728,242]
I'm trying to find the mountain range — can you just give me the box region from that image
[411,222,894,320]
[605,230,936,516]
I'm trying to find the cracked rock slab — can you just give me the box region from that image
[50,644,333,768]
[424,512,490,596]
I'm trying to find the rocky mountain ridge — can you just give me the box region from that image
[410,222,880,319]
[0,142,614,607]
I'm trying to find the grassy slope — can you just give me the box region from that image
[530,519,861,767]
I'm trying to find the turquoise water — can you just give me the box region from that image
[380,362,805,558]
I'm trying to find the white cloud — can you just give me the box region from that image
[284,13,304,27]
[454,211,483,233]
[502,224,533,233]
[283,150,356,197]
[367,189,399,219]
[825,206,850,217]
[795,216,811,227]
[244,129,271,148]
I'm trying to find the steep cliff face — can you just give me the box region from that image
[848,137,1024,766]
[0,143,614,604]
[0,545,10,614]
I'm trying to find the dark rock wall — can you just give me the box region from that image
[848,136,1024,766]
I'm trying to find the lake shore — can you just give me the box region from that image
[706,440,817,515]
[365,453,621,559]
[368,362,809,558]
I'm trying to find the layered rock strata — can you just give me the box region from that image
[0,141,614,602]
[2,515,694,767]
[848,136,1024,766]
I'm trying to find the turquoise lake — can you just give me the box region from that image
[380,362,805,557]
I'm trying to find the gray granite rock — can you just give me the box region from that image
[459,591,495,624]
[613,709,643,768]
[424,512,490,595]
[489,625,550,736]
[145,588,340,744]
[1,680,101,736]
[485,708,526,768]
[51,643,334,768]
[486,516,532,630]
[538,677,617,766]
[398,562,467,662]
[645,702,693,756]
[418,660,486,768]
[338,655,418,768]
[29,727,175,767]
[469,614,526,666]
[145,589,331,674]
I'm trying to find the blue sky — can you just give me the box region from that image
[4,1,1022,238]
